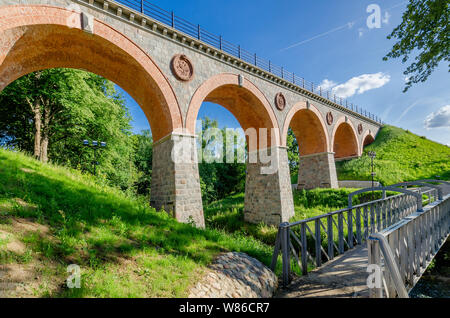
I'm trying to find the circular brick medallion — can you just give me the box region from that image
[171,54,194,81]
[358,123,363,135]
[275,92,286,111]
[326,112,334,125]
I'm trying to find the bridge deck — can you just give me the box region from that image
[277,183,450,298]
[276,245,370,298]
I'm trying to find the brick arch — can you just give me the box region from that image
[331,117,361,159]
[0,4,182,142]
[185,73,280,150]
[281,101,330,155]
[362,130,375,148]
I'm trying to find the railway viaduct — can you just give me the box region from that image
[0,0,383,228]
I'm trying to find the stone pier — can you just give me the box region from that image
[244,147,295,225]
[150,133,205,228]
[297,152,338,189]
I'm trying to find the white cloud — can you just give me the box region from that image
[318,79,337,91]
[331,72,391,98]
[424,105,450,129]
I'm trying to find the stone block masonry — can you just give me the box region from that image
[298,152,338,189]
[244,147,294,225]
[188,252,278,298]
[150,133,205,228]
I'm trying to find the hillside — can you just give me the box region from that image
[0,149,273,297]
[336,125,450,185]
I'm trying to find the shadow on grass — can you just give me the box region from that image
[0,152,275,297]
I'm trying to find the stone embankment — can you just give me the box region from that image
[189,252,278,298]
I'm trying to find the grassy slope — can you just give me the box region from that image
[336,125,450,185]
[0,149,274,297]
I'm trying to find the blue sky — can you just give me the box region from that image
[117,0,450,145]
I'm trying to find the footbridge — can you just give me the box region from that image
[272,180,450,298]
[0,0,383,227]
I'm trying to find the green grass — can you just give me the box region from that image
[0,148,275,297]
[336,125,450,185]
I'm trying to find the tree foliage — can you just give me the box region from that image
[383,0,449,92]
[131,129,153,197]
[0,68,136,190]
[197,117,246,204]
[286,127,299,177]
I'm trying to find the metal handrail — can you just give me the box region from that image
[389,181,443,200]
[93,0,383,124]
[368,233,409,298]
[348,186,423,211]
[271,179,448,286]
[368,194,450,297]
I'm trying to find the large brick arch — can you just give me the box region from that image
[0,4,182,142]
[281,101,330,154]
[331,117,361,158]
[185,73,280,150]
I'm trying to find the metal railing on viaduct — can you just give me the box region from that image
[270,179,450,297]
[109,0,382,124]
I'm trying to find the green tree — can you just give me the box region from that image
[196,117,246,203]
[383,0,449,92]
[0,68,135,190]
[132,129,153,197]
[286,127,299,177]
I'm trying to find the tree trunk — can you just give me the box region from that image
[40,136,49,163]
[32,101,42,160]
[40,99,51,163]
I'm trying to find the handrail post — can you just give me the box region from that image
[348,209,354,248]
[327,214,334,260]
[368,237,383,298]
[171,11,174,28]
[141,0,144,13]
[280,222,290,286]
[370,233,409,298]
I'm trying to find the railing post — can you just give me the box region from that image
[356,207,362,245]
[141,0,144,13]
[338,212,344,254]
[254,53,257,66]
[327,214,334,259]
[238,45,241,59]
[280,222,291,286]
[197,24,201,40]
[348,209,354,248]
[368,237,383,298]
[315,219,322,267]
[219,36,222,50]
[300,223,308,275]
[171,11,175,28]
